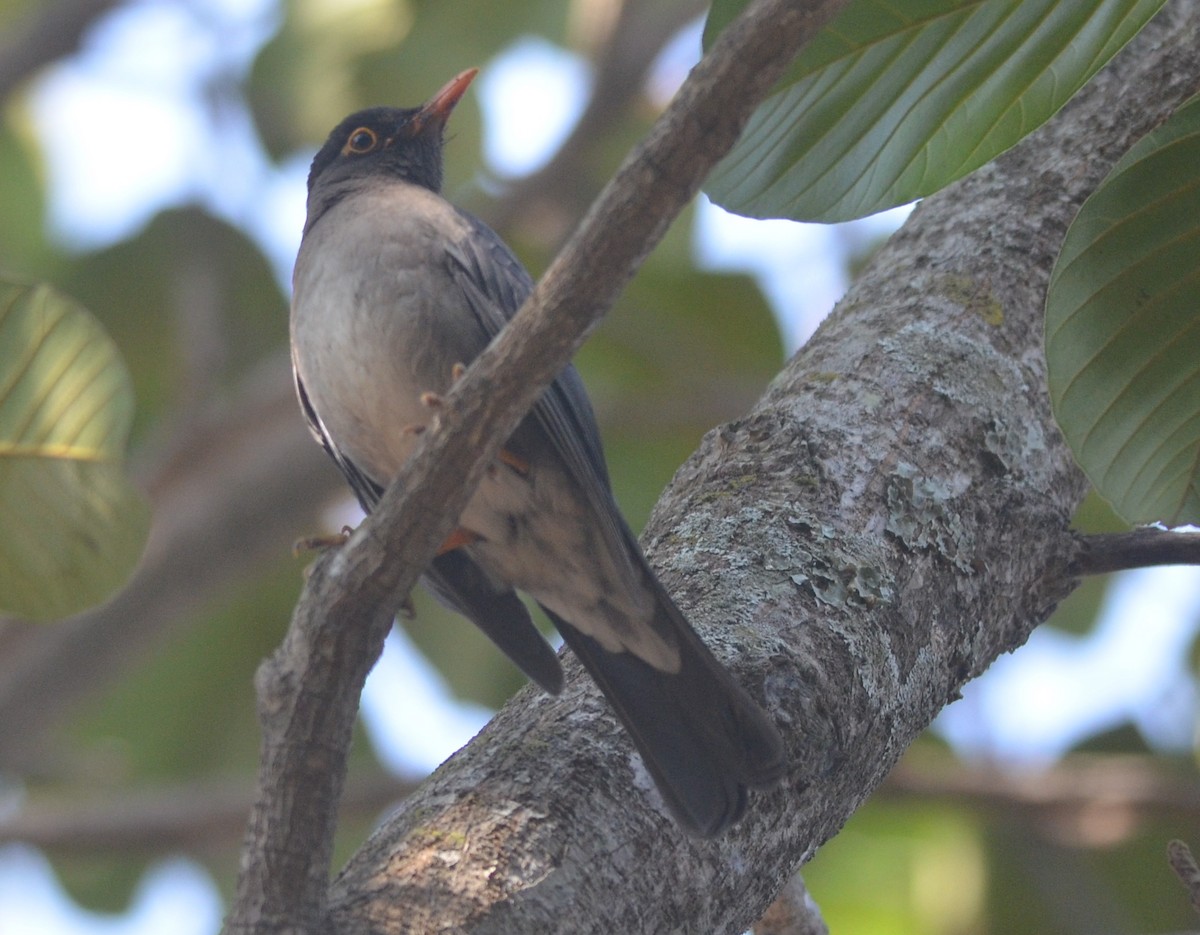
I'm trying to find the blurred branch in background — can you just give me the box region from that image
[885,754,1200,847]
[0,0,120,99]
[0,771,412,855]
[5,751,1197,856]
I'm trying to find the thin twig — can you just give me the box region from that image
[1073,528,1200,576]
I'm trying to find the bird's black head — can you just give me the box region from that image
[307,69,477,198]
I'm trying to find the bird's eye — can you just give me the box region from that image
[343,127,378,155]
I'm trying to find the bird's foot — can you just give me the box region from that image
[437,526,481,555]
[497,448,529,475]
[411,366,463,431]
[293,525,354,557]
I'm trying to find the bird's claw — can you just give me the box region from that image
[293,525,354,557]
[413,364,464,430]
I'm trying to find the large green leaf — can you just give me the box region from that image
[1045,95,1200,525]
[0,281,150,620]
[703,0,1167,222]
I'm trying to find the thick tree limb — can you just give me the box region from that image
[227,0,849,932]
[305,4,1200,934]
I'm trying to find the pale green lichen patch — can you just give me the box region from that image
[785,521,897,611]
[789,556,895,610]
[982,413,1049,477]
[885,461,976,573]
[409,825,468,849]
[934,273,1005,326]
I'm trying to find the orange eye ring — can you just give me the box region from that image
[343,127,378,155]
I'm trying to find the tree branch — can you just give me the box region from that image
[1074,528,1200,576]
[226,0,849,932]
[1168,839,1200,917]
[752,874,829,935]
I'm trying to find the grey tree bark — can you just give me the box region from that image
[316,4,1200,933]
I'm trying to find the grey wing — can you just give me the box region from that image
[445,211,641,594]
[292,352,563,694]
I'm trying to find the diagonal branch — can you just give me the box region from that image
[226,0,851,931]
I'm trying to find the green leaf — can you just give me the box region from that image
[703,0,1167,222]
[1045,95,1200,525]
[0,281,150,620]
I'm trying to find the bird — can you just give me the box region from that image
[289,68,785,837]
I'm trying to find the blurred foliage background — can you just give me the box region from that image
[0,0,1196,932]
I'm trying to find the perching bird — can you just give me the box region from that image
[290,68,785,837]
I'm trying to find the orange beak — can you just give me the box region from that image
[411,68,478,134]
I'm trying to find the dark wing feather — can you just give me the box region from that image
[293,359,563,694]
[445,212,639,592]
[294,365,382,512]
[425,551,563,694]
